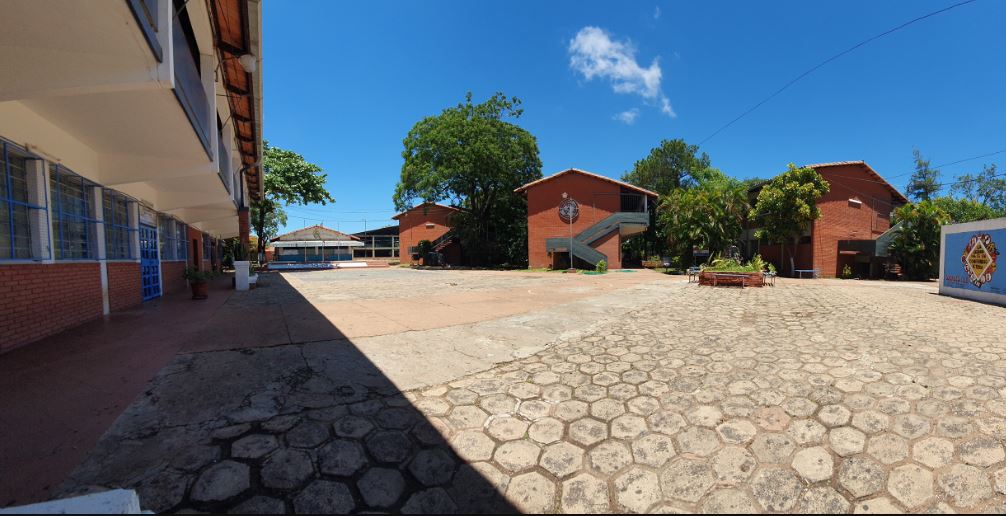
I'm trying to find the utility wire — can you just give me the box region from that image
[698,0,980,146]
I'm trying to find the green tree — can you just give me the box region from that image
[950,163,1006,212]
[931,196,1003,223]
[394,92,542,266]
[621,139,711,195]
[658,175,749,265]
[749,164,830,275]
[905,149,941,201]
[888,200,950,280]
[252,141,334,260]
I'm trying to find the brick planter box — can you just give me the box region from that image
[698,271,765,287]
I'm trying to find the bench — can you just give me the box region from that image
[711,272,749,288]
[687,266,702,283]
[794,269,820,279]
[762,271,777,286]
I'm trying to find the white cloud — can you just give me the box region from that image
[568,26,674,117]
[654,6,661,20]
[613,109,640,125]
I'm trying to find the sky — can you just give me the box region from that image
[262,0,1005,235]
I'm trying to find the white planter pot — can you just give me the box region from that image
[234,261,251,291]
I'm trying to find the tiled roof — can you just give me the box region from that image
[514,168,659,198]
[391,202,460,220]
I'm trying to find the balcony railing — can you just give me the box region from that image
[172,14,212,158]
[126,0,162,62]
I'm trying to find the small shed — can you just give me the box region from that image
[271,225,363,262]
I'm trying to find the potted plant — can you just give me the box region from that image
[183,266,213,300]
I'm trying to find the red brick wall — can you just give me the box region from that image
[107,262,141,312]
[0,263,103,353]
[812,165,896,277]
[397,205,458,264]
[161,261,187,295]
[526,173,621,269]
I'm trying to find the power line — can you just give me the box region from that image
[698,0,980,146]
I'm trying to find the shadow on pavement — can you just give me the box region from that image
[53,273,516,513]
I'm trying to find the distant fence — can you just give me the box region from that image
[939,217,1006,306]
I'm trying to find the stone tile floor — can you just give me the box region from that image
[61,277,1006,513]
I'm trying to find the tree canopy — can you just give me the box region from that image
[658,172,749,263]
[950,163,1006,212]
[889,200,950,280]
[621,139,712,195]
[251,141,333,260]
[394,92,542,266]
[906,149,941,202]
[749,164,830,274]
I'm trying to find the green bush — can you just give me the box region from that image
[841,264,853,279]
[595,260,608,273]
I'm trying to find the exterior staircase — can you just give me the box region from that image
[545,211,649,267]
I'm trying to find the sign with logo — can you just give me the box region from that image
[941,221,1006,305]
[558,198,579,222]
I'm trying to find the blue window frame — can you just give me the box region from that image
[50,164,99,260]
[1,141,48,260]
[158,215,187,261]
[103,190,136,259]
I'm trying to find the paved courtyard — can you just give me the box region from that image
[56,270,1006,513]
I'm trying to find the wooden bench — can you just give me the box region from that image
[794,269,820,279]
[711,272,749,288]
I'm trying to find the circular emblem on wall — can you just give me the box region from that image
[962,233,999,288]
[558,198,579,222]
[312,228,322,240]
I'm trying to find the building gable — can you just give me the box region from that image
[273,225,359,242]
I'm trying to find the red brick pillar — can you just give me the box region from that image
[238,206,251,255]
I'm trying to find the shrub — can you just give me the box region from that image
[595,260,608,273]
[841,264,853,279]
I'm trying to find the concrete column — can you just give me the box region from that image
[91,186,110,315]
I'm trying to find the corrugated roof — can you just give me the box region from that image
[514,168,659,198]
[271,225,360,242]
[391,202,460,220]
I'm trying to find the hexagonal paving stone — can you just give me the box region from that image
[375,407,418,429]
[508,382,541,400]
[792,446,834,482]
[750,468,804,512]
[648,409,688,435]
[817,405,852,427]
[890,414,930,439]
[293,480,355,513]
[938,464,994,508]
[575,384,607,403]
[190,461,249,503]
[829,426,867,457]
[446,388,478,405]
[800,487,851,514]
[627,396,661,416]
[754,406,791,431]
[838,456,886,498]
[887,463,933,510]
[450,462,511,513]
[562,473,610,513]
[528,417,565,444]
[675,426,720,457]
[715,419,758,445]
[959,436,1006,467]
[366,430,412,463]
[517,400,551,420]
[506,471,556,513]
[685,405,724,428]
[853,496,903,514]
[261,449,314,491]
[409,448,457,486]
[712,446,757,485]
[587,440,631,474]
[540,441,585,478]
[493,440,541,473]
[231,495,287,514]
[569,417,608,446]
[787,419,827,445]
[611,414,648,440]
[631,433,676,468]
[660,459,715,503]
[358,467,405,508]
[449,430,496,462]
[285,421,330,448]
[912,437,955,469]
[261,415,301,434]
[590,399,626,421]
[487,416,530,441]
[555,400,590,422]
[447,405,489,430]
[401,487,458,514]
[318,439,366,476]
[333,415,374,439]
[852,410,891,434]
[750,432,796,463]
[615,467,662,513]
[231,434,279,460]
[480,393,519,415]
[701,488,758,514]
[866,433,909,465]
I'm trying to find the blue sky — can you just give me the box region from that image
[263,0,1005,235]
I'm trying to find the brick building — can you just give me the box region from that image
[0,0,263,352]
[747,161,908,278]
[394,203,462,265]
[517,168,658,270]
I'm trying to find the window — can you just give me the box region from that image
[103,190,135,259]
[50,165,99,260]
[158,216,188,261]
[1,142,48,260]
[202,233,212,262]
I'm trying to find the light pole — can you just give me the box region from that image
[562,192,575,271]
